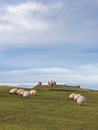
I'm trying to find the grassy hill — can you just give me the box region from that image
[0,85,98,130]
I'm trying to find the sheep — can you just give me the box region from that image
[74,94,81,101]
[68,93,76,100]
[16,89,24,95]
[18,90,25,97]
[30,89,37,96]
[22,91,30,98]
[77,95,86,105]
[9,88,18,95]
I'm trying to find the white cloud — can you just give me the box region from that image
[0,0,97,51]
[33,67,74,74]
[0,1,62,32]
[0,1,63,50]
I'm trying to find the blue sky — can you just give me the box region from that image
[0,0,98,90]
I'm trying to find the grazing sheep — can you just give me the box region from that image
[16,89,24,95]
[30,90,37,96]
[18,90,25,97]
[74,94,81,101]
[23,91,30,98]
[68,93,76,100]
[9,88,18,95]
[77,96,86,105]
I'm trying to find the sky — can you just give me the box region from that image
[0,0,98,90]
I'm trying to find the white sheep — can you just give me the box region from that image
[77,95,86,105]
[74,94,81,101]
[16,89,24,95]
[18,90,25,97]
[30,89,37,96]
[9,88,18,95]
[22,91,30,98]
[68,93,76,100]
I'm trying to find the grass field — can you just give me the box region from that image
[0,86,98,130]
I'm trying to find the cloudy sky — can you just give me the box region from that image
[0,0,98,90]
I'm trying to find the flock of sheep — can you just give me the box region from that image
[9,88,37,98]
[9,88,86,105]
[68,93,86,105]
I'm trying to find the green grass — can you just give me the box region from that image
[0,86,98,130]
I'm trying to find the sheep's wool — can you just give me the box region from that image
[77,96,86,105]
